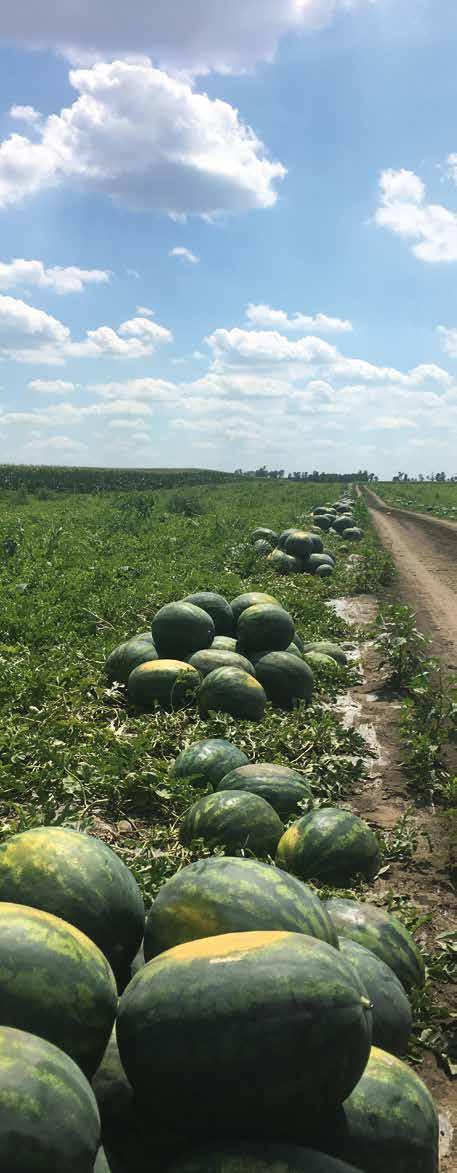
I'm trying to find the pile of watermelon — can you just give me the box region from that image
[251,498,364,578]
[0,818,437,1172]
[105,591,349,719]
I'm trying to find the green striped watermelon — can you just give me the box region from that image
[237,604,295,653]
[92,1028,134,1130]
[276,809,381,885]
[251,528,279,545]
[169,1147,363,1172]
[198,667,266,721]
[189,648,255,677]
[0,1025,101,1172]
[284,531,315,560]
[180,791,283,857]
[152,602,215,659]
[143,856,337,959]
[230,593,279,623]
[304,651,337,670]
[0,903,117,1077]
[267,550,303,574]
[170,739,249,789]
[338,939,412,1055]
[105,633,157,683]
[302,642,347,665]
[182,593,234,637]
[314,1047,438,1173]
[216,762,312,819]
[128,660,201,709]
[117,932,372,1136]
[0,827,144,981]
[254,539,274,556]
[255,652,314,708]
[325,897,425,990]
[212,636,238,651]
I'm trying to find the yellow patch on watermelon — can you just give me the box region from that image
[164,930,289,964]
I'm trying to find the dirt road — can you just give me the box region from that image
[363,489,457,668]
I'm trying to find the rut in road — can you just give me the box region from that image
[363,488,457,669]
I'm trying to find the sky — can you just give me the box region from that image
[1,1,457,475]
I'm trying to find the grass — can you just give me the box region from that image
[375,481,457,520]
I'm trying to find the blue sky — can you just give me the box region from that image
[1,0,457,475]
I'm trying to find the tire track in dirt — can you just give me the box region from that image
[362,488,457,669]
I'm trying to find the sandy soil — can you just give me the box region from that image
[364,488,457,667]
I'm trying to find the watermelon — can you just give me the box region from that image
[152,602,215,659]
[285,531,314,560]
[309,534,324,553]
[180,791,283,857]
[0,826,144,981]
[212,636,237,651]
[293,632,304,651]
[255,652,314,709]
[128,660,201,709]
[325,897,425,990]
[338,939,412,1055]
[0,1025,101,1172]
[105,633,157,683]
[216,762,313,820]
[302,642,347,666]
[276,808,381,885]
[285,642,303,658]
[308,554,334,573]
[314,516,333,532]
[277,528,299,549]
[198,667,266,722]
[251,528,279,545]
[230,592,278,624]
[305,651,338,669]
[267,550,302,574]
[92,1028,134,1129]
[333,516,355,534]
[170,739,249,790]
[169,1147,363,1173]
[254,539,274,555]
[313,1047,439,1173]
[0,903,117,1077]
[189,648,255,677]
[182,593,234,637]
[237,604,295,654]
[316,565,333,579]
[143,856,337,959]
[344,528,363,542]
[94,1150,111,1173]
[117,932,372,1136]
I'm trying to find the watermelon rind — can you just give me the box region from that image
[276,808,381,886]
[128,660,201,709]
[180,790,284,857]
[170,739,249,789]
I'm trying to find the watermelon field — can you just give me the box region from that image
[0,474,455,1172]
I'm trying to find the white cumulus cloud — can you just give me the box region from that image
[9,106,42,127]
[375,168,457,262]
[0,295,172,363]
[28,379,75,394]
[0,258,110,294]
[170,247,200,265]
[245,303,353,333]
[0,60,286,218]
[0,1,378,74]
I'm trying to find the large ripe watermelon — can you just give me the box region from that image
[277,528,299,549]
[325,897,425,990]
[316,565,333,579]
[338,939,412,1055]
[183,593,234,637]
[277,808,381,885]
[312,1047,439,1173]
[0,826,144,981]
[180,791,284,857]
[237,604,295,654]
[198,667,266,722]
[344,528,363,542]
[117,932,372,1136]
[143,856,337,959]
[251,528,279,545]
[230,592,279,624]
[170,739,249,790]
[302,642,348,666]
[0,1026,101,1172]
[308,554,334,573]
[217,762,313,820]
[0,903,117,1077]
[105,633,157,684]
[333,516,355,534]
[212,636,237,651]
[255,652,314,709]
[254,539,274,556]
[128,660,201,709]
[189,648,255,677]
[169,1147,363,1173]
[152,602,215,659]
[285,531,315,560]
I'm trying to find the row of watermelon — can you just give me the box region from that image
[105,588,348,717]
[250,499,364,577]
[0,815,435,1170]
